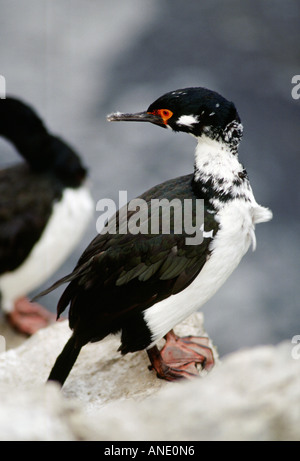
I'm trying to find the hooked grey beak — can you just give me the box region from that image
[106,111,165,127]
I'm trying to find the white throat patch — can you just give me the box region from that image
[176,114,198,127]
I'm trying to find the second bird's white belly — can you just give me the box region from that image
[0,186,93,312]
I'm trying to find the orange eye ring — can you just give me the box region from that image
[150,109,173,125]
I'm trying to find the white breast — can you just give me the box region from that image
[0,185,93,312]
[144,198,271,346]
[143,134,272,346]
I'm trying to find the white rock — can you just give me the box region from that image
[0,313,213,407]
[0,313,299,441]
[96,341,300,441]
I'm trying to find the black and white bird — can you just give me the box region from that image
[39,87,272,386]
[0,97,93,334]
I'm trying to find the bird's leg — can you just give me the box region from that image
[147,329,214,381]
[7,297,58,335]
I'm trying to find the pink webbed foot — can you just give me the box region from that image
[147,329,215,381]
[7,297,58,335]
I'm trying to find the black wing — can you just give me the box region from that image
[0,164,64,274]
[48,174,219,347]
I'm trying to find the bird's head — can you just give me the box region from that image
[107,87,243,150]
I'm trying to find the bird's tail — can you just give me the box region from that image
[48,334,82,386]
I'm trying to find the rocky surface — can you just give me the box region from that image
[0,313,299,441]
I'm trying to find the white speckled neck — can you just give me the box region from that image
[194,135,243,183]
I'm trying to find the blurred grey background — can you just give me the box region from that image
[0,0,299,356]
